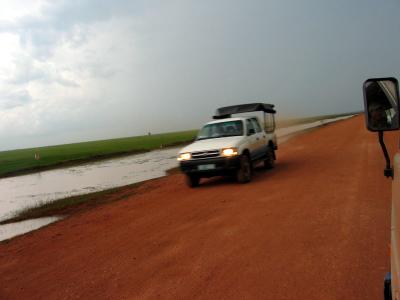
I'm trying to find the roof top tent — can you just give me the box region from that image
[213,103,276,132]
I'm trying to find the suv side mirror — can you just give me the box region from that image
[363,77,400,178]
[248,128,256,136]
[363,78,400,131]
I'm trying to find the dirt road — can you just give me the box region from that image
[0,115,395,299]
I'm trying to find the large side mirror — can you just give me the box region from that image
[363,77,400,178]
[363,77,400,131]
[248,128,256,136]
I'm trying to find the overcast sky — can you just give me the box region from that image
[0,0,400,151]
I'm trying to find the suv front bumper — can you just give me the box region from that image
[180,156,241,177]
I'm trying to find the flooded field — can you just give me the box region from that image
[0,147,180,221]
[0,217,61,242]
[0,115,353,241]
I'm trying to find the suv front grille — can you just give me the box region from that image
[191,150,220,160]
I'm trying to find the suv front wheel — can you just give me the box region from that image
[236,154,252,183]
[186,174,200,188]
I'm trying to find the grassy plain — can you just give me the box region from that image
[0,130,197,178]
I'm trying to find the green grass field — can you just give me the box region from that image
[0,130,197,178]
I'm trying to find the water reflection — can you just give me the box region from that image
[0,216,61,242]
[0,147,180,221]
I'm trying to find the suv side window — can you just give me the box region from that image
[251,118,262,133]
[264,113,275,132]
[246,119,255,135]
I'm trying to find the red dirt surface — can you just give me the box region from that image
[0,115,395,299]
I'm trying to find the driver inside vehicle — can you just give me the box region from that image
[368,101,390,129]
[365,80,397,130]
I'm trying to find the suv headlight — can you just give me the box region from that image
[221,147,238,157]
[177,152,191,161]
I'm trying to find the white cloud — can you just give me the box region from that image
[0,33,20,78]
[0,88,32,109]
[6,54,79,87]
[0,0,43,22]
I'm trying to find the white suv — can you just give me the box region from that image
[178,103,277,187]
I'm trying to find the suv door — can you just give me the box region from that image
[250,118,266,159]
[245,119,258,160]
[392,153,400,300]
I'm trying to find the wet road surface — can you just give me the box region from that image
[0,115,389,300]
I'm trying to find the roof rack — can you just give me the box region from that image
[213,103,276,119]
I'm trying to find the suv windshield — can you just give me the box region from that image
[197,120,244,140]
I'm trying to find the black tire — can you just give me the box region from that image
[264,146,275,169]
[186,174,200,187]
[236,154,252,183]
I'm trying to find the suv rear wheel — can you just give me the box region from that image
[236,154,252,183]
[264,146,275,169]
[186,174,200,187]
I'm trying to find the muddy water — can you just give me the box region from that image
[0,115,353,241]
[0,217,61,242]
[0,147,180,221]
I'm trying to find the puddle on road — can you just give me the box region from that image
[0,115,354,240]
[0,147,181,222]
[0,216,61,242]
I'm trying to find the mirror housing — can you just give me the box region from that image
[363,77,400,131]
[248,128,256,136]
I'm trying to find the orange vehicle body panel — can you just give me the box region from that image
[392,153,400,299]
